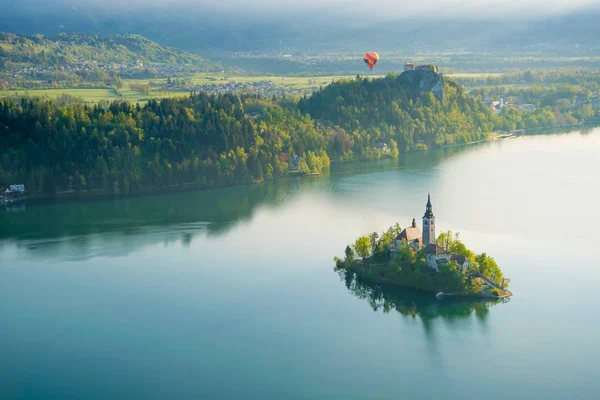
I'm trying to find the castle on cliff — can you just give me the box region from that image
[389,194,470,271]
[404,63,440,73]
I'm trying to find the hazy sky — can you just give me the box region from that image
[25,0,600,20]
[177,0,600,16]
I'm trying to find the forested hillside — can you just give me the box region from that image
[0,32,228,77]
[301,73,496,151]
[0,73,561,196]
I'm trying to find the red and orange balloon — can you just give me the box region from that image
[363,52,379,70]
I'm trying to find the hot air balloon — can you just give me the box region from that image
[363,52,379,70]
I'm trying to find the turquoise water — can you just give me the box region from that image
[1,130,600,399]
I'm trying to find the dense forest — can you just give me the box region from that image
[0,32,230,84]
[0,73,571,196]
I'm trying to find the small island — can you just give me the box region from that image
[334,195,512,299]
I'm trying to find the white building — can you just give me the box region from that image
[9,184,25,193]
[424,244,449,272]
[423,244,471,272]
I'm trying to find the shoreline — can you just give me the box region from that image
[355,272,511,300]
[5,124,598,208]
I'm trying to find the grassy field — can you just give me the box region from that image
[446,73,505,78]
[0,75,362,103]
[0,86,195,104]
[0,88,121,102]
[0,72,513,103]
[127,74,358,89]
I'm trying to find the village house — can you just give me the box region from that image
[390,194,471,271]
[9,184,25,193]
[290,155,301,171]
[375,142,389,155]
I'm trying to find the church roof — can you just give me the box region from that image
[396,226,422,243]
[424,243,447,255]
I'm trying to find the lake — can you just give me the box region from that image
[1,130,600,399]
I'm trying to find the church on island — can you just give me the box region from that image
[389,194,471,271]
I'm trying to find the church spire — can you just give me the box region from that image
[424,193,434,219]
[422,193,436,246]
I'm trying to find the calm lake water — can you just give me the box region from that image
[2,130,600,399]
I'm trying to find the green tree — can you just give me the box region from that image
[354,236,371,259]
[369,232,379,253]
[436,230,474,260]
[475,253,504,286]
[344,245,355,264]
[389,138,400,157]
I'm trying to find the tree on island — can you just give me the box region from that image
[369,232,379,253]
[354,236,371,259]
[436,230,474,260]
[344,245,355,264]
[474,253,504,287]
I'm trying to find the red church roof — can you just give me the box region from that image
[395,226,422,243]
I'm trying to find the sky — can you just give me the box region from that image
[7,0,600,20]
[2,0,600,52]
[176,0,600,16]
[172,0,600,19]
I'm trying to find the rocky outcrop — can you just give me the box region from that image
[397,70,445,103]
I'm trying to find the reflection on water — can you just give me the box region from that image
[4,203,26,213]
[0,143,480,261]
[338,269,506,332]
[0,179,300,241]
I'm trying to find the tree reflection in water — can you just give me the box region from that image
[339,269,508,327]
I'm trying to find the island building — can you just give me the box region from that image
[389,194,470,272]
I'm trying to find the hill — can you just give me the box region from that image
[299,71,500,151]
[0,32,237,80]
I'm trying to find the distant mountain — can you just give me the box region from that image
[2,1,600,54]
[0,32,229,73]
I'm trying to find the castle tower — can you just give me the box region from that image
[422,193,436,246]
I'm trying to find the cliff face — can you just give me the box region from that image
[397,70,445,103]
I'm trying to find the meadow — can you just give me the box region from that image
[0,74,361,103]
[2,70,584,103]
[0,88,121,102]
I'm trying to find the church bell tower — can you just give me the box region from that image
[422,194,436,246]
